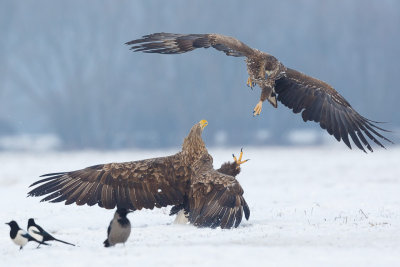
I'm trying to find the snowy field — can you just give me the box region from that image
[1,146,399,267]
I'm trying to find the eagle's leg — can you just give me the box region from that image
[246,77,256,89]
[253,82,278,116]
[232,148,249,169]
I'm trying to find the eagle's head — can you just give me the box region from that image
[187,119,208,137]
[182,120,208,161]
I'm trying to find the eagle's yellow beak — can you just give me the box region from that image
[199,120,208,130]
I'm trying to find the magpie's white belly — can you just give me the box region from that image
[13,230,29,247]
[108,220,131,246]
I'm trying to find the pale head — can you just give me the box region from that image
[182,120,209,163]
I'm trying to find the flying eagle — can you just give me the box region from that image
[126,33,393,152]
[28,120,250,229]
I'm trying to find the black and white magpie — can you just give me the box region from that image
[104,208,132,247]
[27,218,75,247]
[6,220,48,250]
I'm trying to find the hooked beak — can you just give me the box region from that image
[199,120,208,130]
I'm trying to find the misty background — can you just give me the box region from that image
[1,0,399,150]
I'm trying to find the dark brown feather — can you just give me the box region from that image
[188,154,249,229]
[28,154,191,210]
[28,122,209,212]
[126,33,255,58]
[217,161,240,177]
[275,68,393,152]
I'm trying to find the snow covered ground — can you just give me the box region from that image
[1,146,399,267]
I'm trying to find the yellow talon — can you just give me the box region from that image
[246,77,255,88]
[233,148,249,169]
[253,101,263,116]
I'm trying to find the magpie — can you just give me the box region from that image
[27,218,75,247]
[6,220,48,250]
[104,208,132,247]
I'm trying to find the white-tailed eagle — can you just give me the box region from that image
[126,33,393,152]
[28,120,250,229]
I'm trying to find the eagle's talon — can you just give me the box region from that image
[234,149,249,169]
[246,77,255,88]
[253,101,263,116]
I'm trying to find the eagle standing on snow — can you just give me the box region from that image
[28,120,250,229]
[126,33,393,152]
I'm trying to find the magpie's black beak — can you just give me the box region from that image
[5,222,10,225]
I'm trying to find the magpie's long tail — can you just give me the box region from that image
[53,238,75,246]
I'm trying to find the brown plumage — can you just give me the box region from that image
[126,33,393,152]
[170,153,248,227]
[28,120,249,229]
[189,153,249,228]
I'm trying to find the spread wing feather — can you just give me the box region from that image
[28,155,189,210]
[126,33,256,58]
[188,170,250,229]
[275,68,393,152]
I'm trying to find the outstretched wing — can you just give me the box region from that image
[275,68,393,152]
[28,155,189,210]
[126,32,256,58]
[188,170,250,229]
